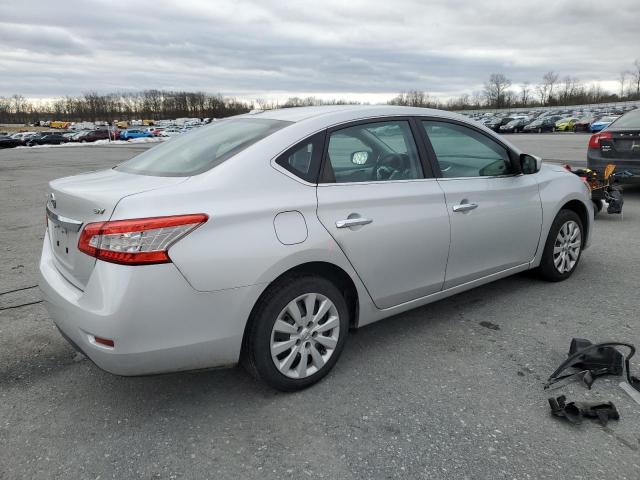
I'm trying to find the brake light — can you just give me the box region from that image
[78,214,208,265]
[588,131,612,149]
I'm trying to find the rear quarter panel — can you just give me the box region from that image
[109,144,371,303]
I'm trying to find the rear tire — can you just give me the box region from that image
[537,209,584,282]
[243,275,349,391]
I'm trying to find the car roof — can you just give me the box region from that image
[245,105,465,124]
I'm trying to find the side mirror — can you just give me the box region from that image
[351,151,369,165]
[520,153,542,174]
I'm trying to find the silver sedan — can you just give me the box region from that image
[39,106,593,391]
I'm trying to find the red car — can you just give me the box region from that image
[75,129,115,142]
[573,116,598,132]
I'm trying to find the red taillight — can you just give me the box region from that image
[588,131,612,149]
[78,214,208,265]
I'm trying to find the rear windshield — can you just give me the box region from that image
[610,111,640,129]
[116,117,291,176]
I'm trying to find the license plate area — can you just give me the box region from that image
[51,222,71,256]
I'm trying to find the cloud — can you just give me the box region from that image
[0,0,638,101]
[0,22,89,55]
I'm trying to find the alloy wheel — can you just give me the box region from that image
[553,220,581,273]
[270,293,340,379]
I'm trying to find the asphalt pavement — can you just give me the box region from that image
[1,136,639,480]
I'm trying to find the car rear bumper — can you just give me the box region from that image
[587,151,640,182]
[39,231,261,376]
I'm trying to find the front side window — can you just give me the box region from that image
[323,120,423,183]
[422,121,513,178]
[116,118,291,176]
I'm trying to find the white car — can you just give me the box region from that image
[160,127,182,137]
[39,106,593,391]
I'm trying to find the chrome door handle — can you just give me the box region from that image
[452,203,478,213]
[336,217,373,228]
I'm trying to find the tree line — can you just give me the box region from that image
[0,90,367,124]
[2,60,640,124]
[390,59,640,110]
[0,90,251,124]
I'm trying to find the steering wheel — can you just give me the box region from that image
[373,153,408,181]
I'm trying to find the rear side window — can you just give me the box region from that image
[116,118,291,176]
[610,110,640,129]
[275,132,325,183]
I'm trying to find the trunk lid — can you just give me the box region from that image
[46,169,188,290]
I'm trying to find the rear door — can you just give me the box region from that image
[316,118,450,309]
[420,119,542,288]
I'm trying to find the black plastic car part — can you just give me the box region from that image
[544,339,640,391]
[548,395,620,426]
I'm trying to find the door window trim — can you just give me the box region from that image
[414,116,523,180]
[318,116,435,185]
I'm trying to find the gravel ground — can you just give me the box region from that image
[1,136,639,480]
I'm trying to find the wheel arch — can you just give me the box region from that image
[240,261,360,359]
[560,199,590,246]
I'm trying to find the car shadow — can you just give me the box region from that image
[4,272,543,411]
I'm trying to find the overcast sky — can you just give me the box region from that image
[0,0,638,103]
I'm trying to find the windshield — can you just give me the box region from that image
[116,117,291,176]
[610,111,640,128]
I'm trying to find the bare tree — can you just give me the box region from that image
[471,90,483,108]
[520,82,531,106]
[618,71,629,98]
[539,71,560,105]
[483,73,512,108]
[558,76,580,105]
[632,59,640,98]
[388,90,439,108]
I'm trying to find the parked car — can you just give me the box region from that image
[486,116,514,132]
[9,132,37,145]
[76,129,112,143]
[572,116,597,132]
[160,127,182,137]
[63,132,82,141]
[522,116,560,133]
[554,117,580,132]
[120,129,154,140]
[26,133,68,146]
[587,109,640,183]
[40,106,593,391]
[499,117,530,133]
[0,135,23,148]
[589,116,619,133]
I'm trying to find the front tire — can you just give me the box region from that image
[537,209,583,281]
[243,275,349,391]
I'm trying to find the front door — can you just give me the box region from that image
[316,119,450,309]
[421,120,543,288]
